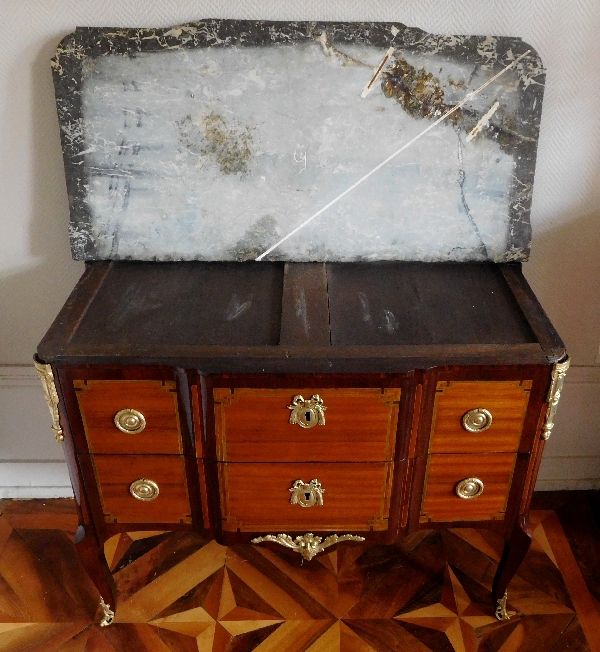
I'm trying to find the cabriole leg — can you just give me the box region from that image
[492,515,532,620]
[74,525,117,626]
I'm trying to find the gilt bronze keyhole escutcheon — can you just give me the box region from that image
[289,479,325,507]
[288,395,326,428]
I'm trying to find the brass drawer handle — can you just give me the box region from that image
[129,478,160,501]
[289,479,324,507]
[251,533,365,561]
[288,395,326,428]
[114,408,146,434]
[461,408,492,432]
[455,477,484,499]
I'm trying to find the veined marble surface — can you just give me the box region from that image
[52,21,544,261]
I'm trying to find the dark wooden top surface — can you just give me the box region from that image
[37,261,565,372]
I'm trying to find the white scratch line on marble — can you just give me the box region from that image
[361,47,395,98]
[294,148,307,173]
[466,101,500,141]
[256,50,530,262]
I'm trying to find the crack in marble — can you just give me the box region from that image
[456,132,488,259]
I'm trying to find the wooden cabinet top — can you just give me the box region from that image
[37,261,564,372]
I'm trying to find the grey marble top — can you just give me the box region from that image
[52,20,544,262]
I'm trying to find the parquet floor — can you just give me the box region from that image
[0,493,599,652]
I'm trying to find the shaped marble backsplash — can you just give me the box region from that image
[52,21,545,262]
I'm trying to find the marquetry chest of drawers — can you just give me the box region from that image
[35,260,568,626]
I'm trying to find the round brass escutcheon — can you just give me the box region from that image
[461,408,492,432]
[296,407,320,429]
[114,408,146,434]
[297,488,318,507]
[129,478,160,501]
[455,477,484,499]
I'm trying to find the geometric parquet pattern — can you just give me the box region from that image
[0,493,599,651]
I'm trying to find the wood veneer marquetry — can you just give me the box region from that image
[212,388,400,463]
[216,462,394,532]
[74,379,183,455]
[420,453,517,523]
[541,512,600,652]
[429,380,532,455]
[89,454,193,525]
[1,495,598,651]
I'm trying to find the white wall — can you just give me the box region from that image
[1,1,599,496]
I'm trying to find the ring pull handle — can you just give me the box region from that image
[461,408,492,432]
[114,408,146,434]
[129,478,159,501]
[455,477,484,499]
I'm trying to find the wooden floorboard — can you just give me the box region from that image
[0,493,598,651]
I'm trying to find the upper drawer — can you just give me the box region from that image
[74,380,183,455]
[213,388,400,462]
[428,380,532,454]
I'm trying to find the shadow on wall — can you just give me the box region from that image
[0,32,84,365]
[526,207,600,366]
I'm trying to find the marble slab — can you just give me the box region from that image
[52,21,545,262]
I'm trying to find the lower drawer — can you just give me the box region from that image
[215,462,394,532]
[84,454,193,525]
[419,453,517,523]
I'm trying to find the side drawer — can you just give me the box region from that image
[74,379,183,455]
[85,454,193,524]
[419,453,517,523]
[213,388,400,462]
[428,380,532,454]
[215,462,394,532]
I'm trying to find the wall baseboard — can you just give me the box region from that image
[0,462,73,499]
[535,478,600,491]
[1,364,598,498]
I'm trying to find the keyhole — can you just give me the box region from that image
[305,411,311,422]
[305,492,311,500]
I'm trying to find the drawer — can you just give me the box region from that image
[213,388,400,462]
[89,454,192,524]
[428,380,532,454]
[216,462,394,532]
[74,380,183,455]
[419,453,516,523]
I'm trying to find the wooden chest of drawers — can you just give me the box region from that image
[35,260,568,626]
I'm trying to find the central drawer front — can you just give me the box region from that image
[213,388,401,462]
[74,379,183,455]
[217,462,394,532]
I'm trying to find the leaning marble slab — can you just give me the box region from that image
[52,20,544,262]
